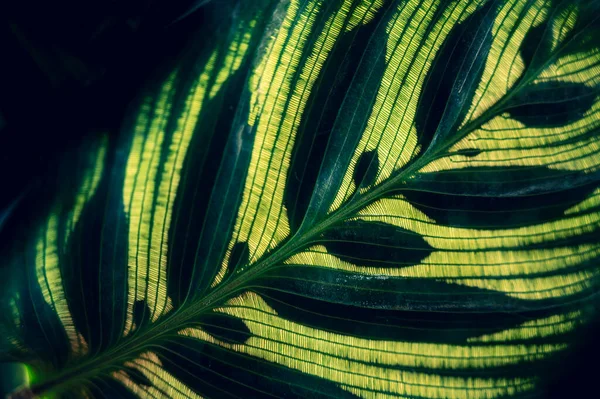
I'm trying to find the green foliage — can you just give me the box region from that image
[2,0,600,397]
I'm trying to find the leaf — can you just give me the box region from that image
[253,266,565,343]
[520,20,553,70]
[157,338,359,398]
[284,1,390,231]
[87,378,139,399]
[3,0,600,398]
[320,220,433,267]
[399,166,600,229]
[59,139,129,351]
[196,311,252,344]
[123,366,153,387]
[557,1,600,56]
[165,59,255,307]
[353,150,380,187]
[132,300,150,330]
[505,81,597,127]
[414,0,497,151]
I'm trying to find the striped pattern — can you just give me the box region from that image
[2,0,600,398]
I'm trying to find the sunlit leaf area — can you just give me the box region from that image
[2,0,600,397]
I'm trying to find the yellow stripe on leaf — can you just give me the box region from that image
[113,352,204,399]
[123,56,219,333]
[33,138,107,356]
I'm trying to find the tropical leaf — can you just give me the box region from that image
[2,0,600,397]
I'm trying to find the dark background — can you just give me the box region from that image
[0,0,209,218]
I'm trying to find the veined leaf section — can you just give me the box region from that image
[3,0,600,398]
